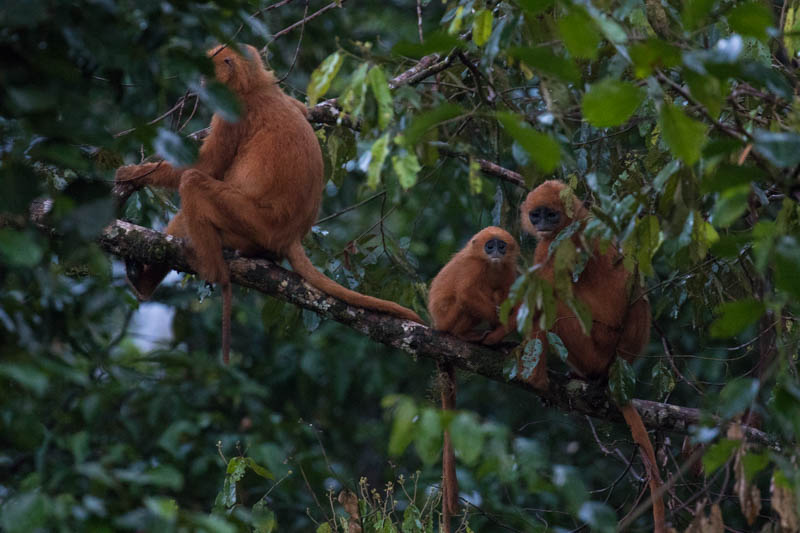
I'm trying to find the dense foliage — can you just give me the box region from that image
[2,0,800,531]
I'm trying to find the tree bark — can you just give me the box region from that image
[80,214,779,450]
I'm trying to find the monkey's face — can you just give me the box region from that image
[521,180,582,239]
[472,226,518,264]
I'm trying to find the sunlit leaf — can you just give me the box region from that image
[391,151,421,190]
[367,65,393,130]
[472,9,494,47]
[366,133,391,189]
[307,52,344,107]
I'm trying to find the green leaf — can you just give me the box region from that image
[0,363,49,396]
[519,338,543,380]
[701,163,761,193]
[623,214,662,276]
[245,457,274,480]
[608,358,635,406]
[718,378,760,419]
[685,71,726,119]
[507,46,580,83]
[468,158,482,194]
[144,497,178,522]
[341,63,369,118]
[702,438,739,475]
[0,228,43,268]
[775,236,800,299]
[651,361,675,400]
[557,7,601,59]
[582,79,644,128]
[391,151,421,190]
[753,130,800,167]
[154,128,196,167]
[709,299,765,338]
[413,408,442,465]
[393,31,462,58]
[307,52,343,107]
[367,133,392,189]
[516,0,554,14]
[384,395,417,456]
[741,451,770,482]
[659,104,707,165]
[472,9,494,47]
[546,332,568,362]
[450,412,484,465]
[630,39,681,78]
[326,127,356,186]
[316,523,333,533]
[710,185,749,228]
[367,66,393,130]
[682,0,715,29]
[496,111,560,172]
[402,103,464,147]
[728,2,773,41]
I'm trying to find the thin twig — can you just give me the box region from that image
[268,0,345,46]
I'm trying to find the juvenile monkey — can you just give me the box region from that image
[427,226,519,530]
[115,44,422,363]
[520,180,664,532]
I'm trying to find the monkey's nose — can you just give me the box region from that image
[485,238,506,257]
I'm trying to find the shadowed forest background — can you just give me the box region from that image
[2,0,800,531]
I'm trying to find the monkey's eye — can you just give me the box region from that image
[497,240,506,252]
[546,210,559,221]
[224,58,233,66]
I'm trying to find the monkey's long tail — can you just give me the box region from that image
[221,281,232,364]
[620,403,666,533]
[286,242,424,324]
[438,360,458,533]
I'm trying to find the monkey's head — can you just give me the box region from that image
[521,180,586,240]
[207,44,275,94]
[470,226,518,264]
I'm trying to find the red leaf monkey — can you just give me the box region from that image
[520,180,665,532]
[427,227,519,531]
[115,44,422,363]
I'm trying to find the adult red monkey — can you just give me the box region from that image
[115,44,422,363]
[519,180,664,532]
[427,226,519,531]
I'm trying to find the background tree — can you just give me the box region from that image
[1,0,800,531]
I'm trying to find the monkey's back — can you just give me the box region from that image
[223,89,324,256]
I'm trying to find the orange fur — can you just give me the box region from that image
[427,227,519,531]
[116,44,422,364]
[520,180,664,533]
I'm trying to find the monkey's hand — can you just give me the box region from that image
[112,165,147,205]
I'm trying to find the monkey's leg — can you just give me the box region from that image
[115,161,183,190]
[126,213,188,301]
[617,294,652,362]
[176,170,259,284]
